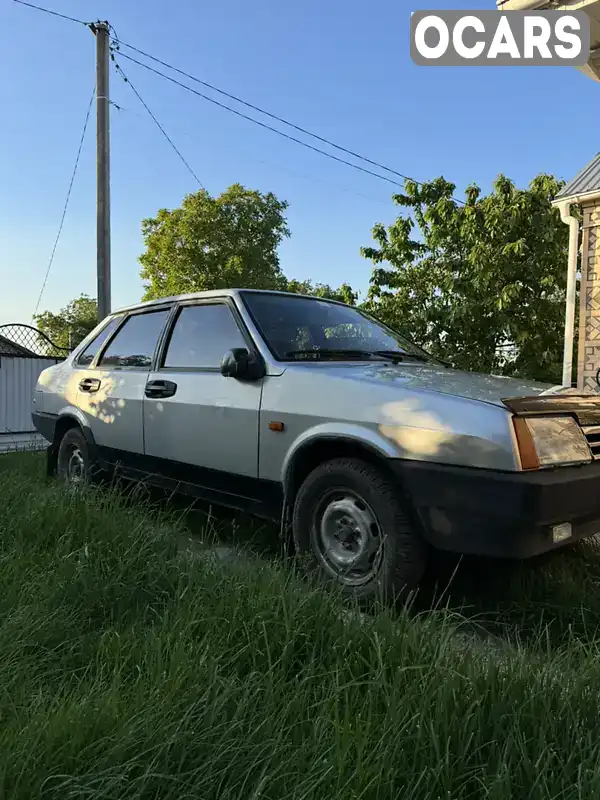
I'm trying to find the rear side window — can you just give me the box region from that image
[164,303,247,369]
[98,309,170,368]
[77,316,122,366]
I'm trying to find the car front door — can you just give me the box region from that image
[143,299,263,489]
[75,307,171,459]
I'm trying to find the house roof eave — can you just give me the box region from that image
[497,0,600,83]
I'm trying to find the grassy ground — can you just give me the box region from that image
[2,453,600,798]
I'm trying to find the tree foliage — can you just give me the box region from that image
[34,294,98,350]
[284,279,358,305]
[139,184,290,300]
[362,174,570,383]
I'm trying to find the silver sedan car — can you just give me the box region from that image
[32,289,600,603]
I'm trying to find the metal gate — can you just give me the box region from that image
[0,324,71,453]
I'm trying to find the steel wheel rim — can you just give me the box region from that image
[312,489,384,586]
[65,445,86,484]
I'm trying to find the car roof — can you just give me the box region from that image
[112,288,348,315]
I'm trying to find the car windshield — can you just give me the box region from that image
[240,292,436,363]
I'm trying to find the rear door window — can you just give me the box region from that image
[98,309,170,368]
[77,316,122,367]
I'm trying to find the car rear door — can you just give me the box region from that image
[75,306,171,459]
[143,298,263,485]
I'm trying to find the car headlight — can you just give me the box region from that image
[513,415,592,470]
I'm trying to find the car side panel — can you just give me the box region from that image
[33,361,98,452]
[35,360,81,418]
[258,368,520,483]
[74,367,148,453]
[143,371,262,478]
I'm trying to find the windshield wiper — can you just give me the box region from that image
[284,348,436,364]
[371,350,430,363]
[284,349,375,360]
[284,348,430,363]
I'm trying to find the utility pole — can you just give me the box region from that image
[95,21,111,321]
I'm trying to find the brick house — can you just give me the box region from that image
[497,2,600,389]
[552,157,600,390]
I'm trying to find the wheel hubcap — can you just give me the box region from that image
[314,491,383,585]
[66,447,86,484]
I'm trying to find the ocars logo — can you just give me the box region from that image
[410,10,590,67]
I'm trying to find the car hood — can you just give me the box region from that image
[297,361,555,406]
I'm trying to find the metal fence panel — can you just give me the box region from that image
[0,323,71,359]
[0,356,59,434]
[0,324,70,452]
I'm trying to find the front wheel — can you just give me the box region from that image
[292,458,427,605]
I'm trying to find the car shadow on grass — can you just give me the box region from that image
[172,491,600,652]
[8,452,600,652]
[85,472,600,654]
[415,540,600,650]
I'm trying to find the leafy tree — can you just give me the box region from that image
[34,294,98,350]
[139,184,290,300]
[285,278,358,305]
[361,174,570,383]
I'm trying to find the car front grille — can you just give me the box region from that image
[582,425,600,460]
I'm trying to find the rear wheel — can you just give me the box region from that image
[292,457,427,605]
[56,428,93,486]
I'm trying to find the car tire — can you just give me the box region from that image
[56,427,94,487]
[292,457,427,605]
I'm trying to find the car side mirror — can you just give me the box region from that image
[220,348,265,381]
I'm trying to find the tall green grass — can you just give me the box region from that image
[2,452,600,798]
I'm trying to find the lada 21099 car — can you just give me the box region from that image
[32,289,600,603]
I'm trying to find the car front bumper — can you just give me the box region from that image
[394,459,600,558]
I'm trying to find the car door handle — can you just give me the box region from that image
[79,377,101,393]
[145,379,178,399]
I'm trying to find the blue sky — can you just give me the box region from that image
[1,0,599,327]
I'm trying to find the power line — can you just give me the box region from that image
[113,38,416,187]
[111,56,205,189]
[112,102,390,206]
[110,50,406,190]
[12,0,89,26]
[13,2,465,203]
[11,0,419,191]
[34,88,95,317]
[253,157,392,207]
